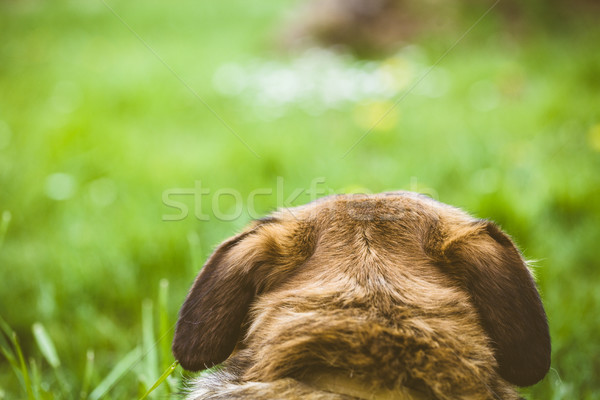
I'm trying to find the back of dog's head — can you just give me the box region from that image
[173,192,550,389]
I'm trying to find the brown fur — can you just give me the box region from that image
[173,192,550,399]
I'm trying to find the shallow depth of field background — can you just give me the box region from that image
[1,0,599,398]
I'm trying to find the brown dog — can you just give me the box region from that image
[173,192,550,399]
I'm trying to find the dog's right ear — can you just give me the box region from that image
[436,220,551,387]
[172,228,260,371]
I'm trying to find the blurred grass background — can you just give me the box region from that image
[1,0,599,398]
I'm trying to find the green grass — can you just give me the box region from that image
[1,1,599,398]
[1,284,180,400]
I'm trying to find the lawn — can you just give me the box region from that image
[1,0,599,398]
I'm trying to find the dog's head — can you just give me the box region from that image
[172,192,550,387]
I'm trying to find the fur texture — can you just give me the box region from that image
[173,192,551,399]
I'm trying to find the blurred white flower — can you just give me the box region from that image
[211,46,446,119]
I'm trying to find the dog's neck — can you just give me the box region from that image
[303,371,429,400]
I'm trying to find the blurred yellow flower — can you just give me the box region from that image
[354,100,400,132]
[378,57,413,92]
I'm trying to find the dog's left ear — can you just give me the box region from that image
[439,220,551,387]
[172,219,315,372]
[171,229,259,371]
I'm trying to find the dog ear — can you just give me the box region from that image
[172,219,315,371]
[172,228,261,371]
[440,220,551,387]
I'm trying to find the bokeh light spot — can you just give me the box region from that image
[89,178,118,207]
[45,173,76,201]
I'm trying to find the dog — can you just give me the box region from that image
[173,192,550,399]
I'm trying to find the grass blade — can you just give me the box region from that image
[88,346,141,400]
[158,279,171,371]
[137,361,179,400]
[0,319,16,364]
[29,358,41,400]
[32,322,70,395]
[0,343,24,388]
[80,349,95,400]
[0,210,11,248]
[0,344,18,369]
[0,314,14,339]
[32,323,60,368]
[142,299,158,390]
[13,332,35,400]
